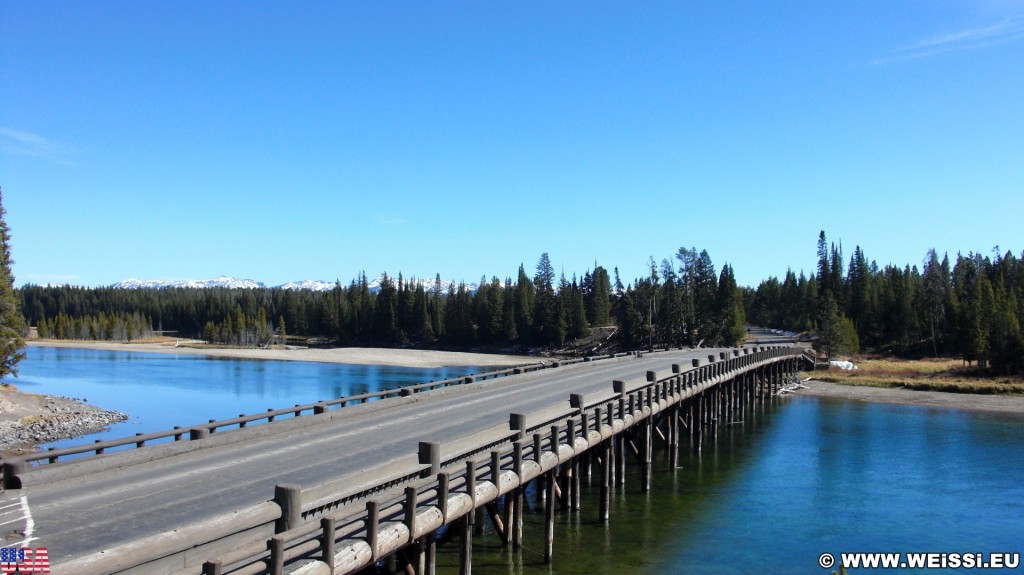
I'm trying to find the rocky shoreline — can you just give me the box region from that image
[0,387,128,455]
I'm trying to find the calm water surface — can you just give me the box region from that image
[16,347,1024,573]
[17,346,484,449]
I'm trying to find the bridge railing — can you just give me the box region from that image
[54,345,804,575]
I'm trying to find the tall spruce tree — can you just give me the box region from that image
[0,188,25,382]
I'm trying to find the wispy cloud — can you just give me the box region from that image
[874,16,1024,65]
[377,215,408,226]
[21,273,81,286]
[0,127,77,165]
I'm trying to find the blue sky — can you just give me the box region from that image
[2,1,1022,289]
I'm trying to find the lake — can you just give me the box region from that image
[16,346,1024,573]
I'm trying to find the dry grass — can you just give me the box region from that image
[817,357,1024,396]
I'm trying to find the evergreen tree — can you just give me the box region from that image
[513,265,534,343]
[817,230,831,295]
[921,249,948,356]
[0,188,25,381]
[716,264,747,346]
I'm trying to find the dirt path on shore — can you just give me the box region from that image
[28,341,539,369]
[796,378,1024,414]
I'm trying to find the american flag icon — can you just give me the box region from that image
[0,547,49,574]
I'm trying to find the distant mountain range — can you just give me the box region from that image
[111,275,481,293]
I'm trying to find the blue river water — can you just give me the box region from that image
[14,346,1024,573]
[16,346,484,449]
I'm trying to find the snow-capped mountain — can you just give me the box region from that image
[112,276,266,290]
[111,275,481,292]
[276,280,336,292]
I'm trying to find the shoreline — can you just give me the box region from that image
[795,378,1024,415]
[27,340,540,369]
[0,386,127,455]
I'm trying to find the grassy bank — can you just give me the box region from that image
[815,357,1024,396]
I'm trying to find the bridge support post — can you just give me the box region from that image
[711,387,719,441]
[694,393,703,453]
[615,432,626,486]
[668,404,679,469]
[641,417,652,493]
[572,456,582,510]
[459,514,472,575]
[544,469,556,563]
[599,439,612,522]
[424,532,437,575]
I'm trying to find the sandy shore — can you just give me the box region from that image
[28,341,540,369]
[796,378,1024,415]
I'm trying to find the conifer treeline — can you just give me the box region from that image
[36,311,155,342]
[745,232,1024,374]
[19,250,748,350]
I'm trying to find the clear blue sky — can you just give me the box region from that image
[2,1,1022,289]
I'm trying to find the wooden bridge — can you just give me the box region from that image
[0,342,809,575]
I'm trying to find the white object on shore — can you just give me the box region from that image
[830,360,858,370]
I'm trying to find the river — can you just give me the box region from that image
[15,347,1024,574]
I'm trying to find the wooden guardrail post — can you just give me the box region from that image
[274,484,301,533]
[510,413,526,440]
[2,460,25,489]
[569,393,585,412]
[321,517,336,571]
[367,501,380,562]
[419,441,441,478]
[438,472,450,522]
[202,560,222,575]
[491,451,501,487]
[269,535,285,575]
[404,486,418,543]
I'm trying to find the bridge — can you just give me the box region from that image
[1,339,808,575]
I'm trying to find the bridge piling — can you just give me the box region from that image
[599,440,611,522]
[459,514,472,575]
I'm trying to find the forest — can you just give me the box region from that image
[22,250,746,352]
[745,232,1024,374]
[19,235,1024,375]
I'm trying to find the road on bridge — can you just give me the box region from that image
[3,344,780,565]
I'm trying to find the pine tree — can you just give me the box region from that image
[0,188,27,381]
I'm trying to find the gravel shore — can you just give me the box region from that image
[0,387,127,455]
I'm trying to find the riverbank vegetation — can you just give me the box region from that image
[815,357,1024,396]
